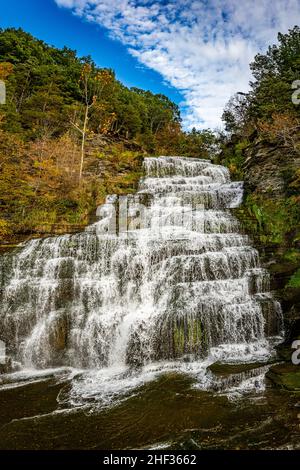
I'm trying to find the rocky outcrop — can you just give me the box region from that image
[0,357,21,374]
[242,131,300,198]
[243,138,300,328]
[219,131,300,383]
[0,357,12,374]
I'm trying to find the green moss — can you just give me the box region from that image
[287,268,300,288]
[188,318,203,351]
[192,319,202,345]
[283,249,300,264]
[266,364,300,392]
[0,218,12,238]
[238,194,300,246]
[174,318,206,356]
[174,322,185,354]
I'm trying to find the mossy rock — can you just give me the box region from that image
[266,363,300,391]
[269,261,298,276]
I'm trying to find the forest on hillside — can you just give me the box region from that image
[0,28,215,241]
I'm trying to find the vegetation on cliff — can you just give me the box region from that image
[217,26,300,353]
[219,27,300,283]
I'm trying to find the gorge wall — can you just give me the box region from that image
[218,132,300,358]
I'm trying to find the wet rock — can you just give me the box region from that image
[208,361,271,377]
[48,314,69,353]
[54,279,74,309]
[277,297,300,358]
[207,362,270,392]
[0,357,12,374]
[269,263,299,291]
[282,287,300,312]
[183,354,192,363]
[276,343,297,362]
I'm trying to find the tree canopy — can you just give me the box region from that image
[0,27,181,143]
[0,28,215,242]
[222,26,300,133]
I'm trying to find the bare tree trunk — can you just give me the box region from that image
[79,104,89,180]
[16,69,31,113]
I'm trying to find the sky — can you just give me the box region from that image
[1,1,300,129]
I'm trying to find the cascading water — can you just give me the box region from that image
[0,157,283,399]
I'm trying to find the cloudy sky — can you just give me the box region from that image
[54,0,300,129]
[1,0,300,128]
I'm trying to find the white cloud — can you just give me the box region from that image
[55,0,300,129]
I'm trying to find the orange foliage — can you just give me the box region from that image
[27,134,81,196]
[0,62,14,80]
[154,122,183,154]
[258,113,300,148]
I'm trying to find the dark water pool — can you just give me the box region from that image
[0,368,299,450]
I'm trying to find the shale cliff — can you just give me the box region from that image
[218,130,300,361]
[218,27,300,363]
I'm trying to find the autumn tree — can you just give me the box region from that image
[222,26,300,135]
[258,112,300,155]
[70,64,113,180]
[0,28,189,241]
[0,62,13,80]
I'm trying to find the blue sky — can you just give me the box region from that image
[0,1,183,102]
[1,0,300,129]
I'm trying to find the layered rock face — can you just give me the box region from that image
[241,135,300,346]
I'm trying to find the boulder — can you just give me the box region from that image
[0,357,12,374]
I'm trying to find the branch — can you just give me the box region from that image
[70,121,84,135]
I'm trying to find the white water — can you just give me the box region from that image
[0,157,283,402]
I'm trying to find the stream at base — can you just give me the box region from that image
[0,366,299,450]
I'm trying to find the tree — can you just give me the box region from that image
[258,112,300,155]
[0,27,189,241]
[222,26,300,138]
[70,64,113,180]
[222,93,249,134]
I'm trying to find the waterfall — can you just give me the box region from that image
[0,157,283,373]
